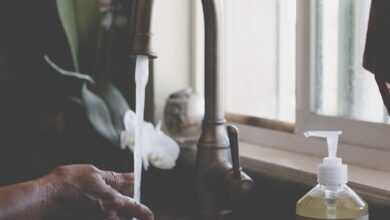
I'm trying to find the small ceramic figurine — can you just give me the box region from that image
[163,88,204,143]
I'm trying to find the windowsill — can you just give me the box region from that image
[239,142,390,206]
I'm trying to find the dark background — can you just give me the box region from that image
[0,1,134,185]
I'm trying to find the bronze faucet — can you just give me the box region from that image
[129,0,254,219]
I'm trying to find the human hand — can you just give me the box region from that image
[44,165,153,220]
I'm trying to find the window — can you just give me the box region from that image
[224,0,296,123]
[312,0,388,123]
[191,0,390,170]
[296,0,390,151]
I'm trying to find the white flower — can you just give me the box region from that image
[121,111,180,170]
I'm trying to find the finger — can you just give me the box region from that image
[97,184,153,220]
[101,171,134,197]
[117,197,154,220]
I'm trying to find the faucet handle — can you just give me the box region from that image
[227,125,241,179]
[226,125,254,205]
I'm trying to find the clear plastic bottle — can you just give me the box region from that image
[296,131,369,220]
[296,184,368,220]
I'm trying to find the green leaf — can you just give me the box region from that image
[57,0,100,72]
[81,83,121,145]
[56,0,80,71]
[44,55,94,83]
[46,56,130,146]
[97,83,130,132]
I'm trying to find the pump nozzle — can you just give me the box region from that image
[304,131,342,158]
[304,130,347,186]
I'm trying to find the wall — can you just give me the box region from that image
[153,0,194,120]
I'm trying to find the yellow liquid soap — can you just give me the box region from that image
[296,184,368,220]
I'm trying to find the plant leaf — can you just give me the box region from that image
[44,55,95,83]
[46,56,130,147]
[56,0,80,71]
[81,83,120,145]
[97,82,130,132]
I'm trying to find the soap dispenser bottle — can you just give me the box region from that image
[296,131,369,220]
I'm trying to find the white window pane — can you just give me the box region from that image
[312,0,388,123]
[224,0,296,123]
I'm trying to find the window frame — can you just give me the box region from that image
[296,0,390,151]
[190,0,390,171]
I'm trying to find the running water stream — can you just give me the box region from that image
[133,55,149,220]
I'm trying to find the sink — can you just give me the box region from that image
[146,167,390,220]
[143,143,390,220]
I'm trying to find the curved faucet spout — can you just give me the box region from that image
[129,0,156,58]
[201,0,225,124]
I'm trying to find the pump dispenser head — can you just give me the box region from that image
[304,131,348,186]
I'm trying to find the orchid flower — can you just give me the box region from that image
[121,111,180,170]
